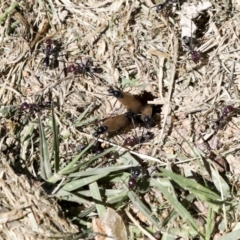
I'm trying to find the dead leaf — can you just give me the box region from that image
[92,207,127,240]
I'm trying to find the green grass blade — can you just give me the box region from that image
[218,228,240,240]
[0,3,19,24]
[159,169,222,204]
[210,166,230,199]
[73,102,95,126]
[51,102,60,173]
[127,190,160,229]
[61,145,117,175]
[69,165,132,178]
[20,122,34,143]
[152,178,203,238]
[89,181,106,216]
[38,116,51,179]
[55,189,90,204]
[78,205,96,218]
[74,115,99,127]
[20,123,34,161]
[47,141,95,183]
[61,173,108,192]
[205,207,214,240]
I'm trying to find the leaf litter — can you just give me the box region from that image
[1,0,240,239]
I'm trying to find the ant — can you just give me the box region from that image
[42,39,61,69]
[212,105,236,130]
[76,141,105,155]
[123,131,154,147]
[108,87,143,114]
[128,166,149,190]
[19,102,54,113]
[93,111,137,137]
[150,0,176,13]
[140,104,155,129]
[182,36,200,64]
[64,58,102,79]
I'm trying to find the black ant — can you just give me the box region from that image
[42,39,61,69]
[19,102,54,113]
[150,0,176,13]
[64,58,102,79]
[76,141,105,155]
[182,36,200,64]
[123,131,154,147]
[128,166,149,190]
[212,105,236,130]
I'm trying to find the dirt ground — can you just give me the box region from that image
[1,0,240,239]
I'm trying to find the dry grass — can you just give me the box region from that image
[1,0,240,239]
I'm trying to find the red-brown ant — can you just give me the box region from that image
[108,87,143,114]
[182,36,200,64]
[123,131,154,147]
[140,104,155,128]
[19,101,56,113]
[64,58,102,79]
[212,105,235,130]
[108,88,155,128]
[93,113,132,137]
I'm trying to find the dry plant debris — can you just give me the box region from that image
[1,0,240,239]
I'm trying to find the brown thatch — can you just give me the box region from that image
[0,155,78,240]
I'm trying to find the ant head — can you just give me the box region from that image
[128,177,137,189]
[182,36,192,47]
[156,3,164,13]
[225,105,234,114]
[143,115,151,123]
[108,86,114,94]
[108,87,123,98]
[123,137,137,147]
[131,167,141,178]
[93,126,108,137]
[67,65,76,72]
[45,39,52,45]
[212,120,220,130]
[91,142,104,154]
[124,111,137,118]
[20,102,30,111]
[143,117,155,128]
